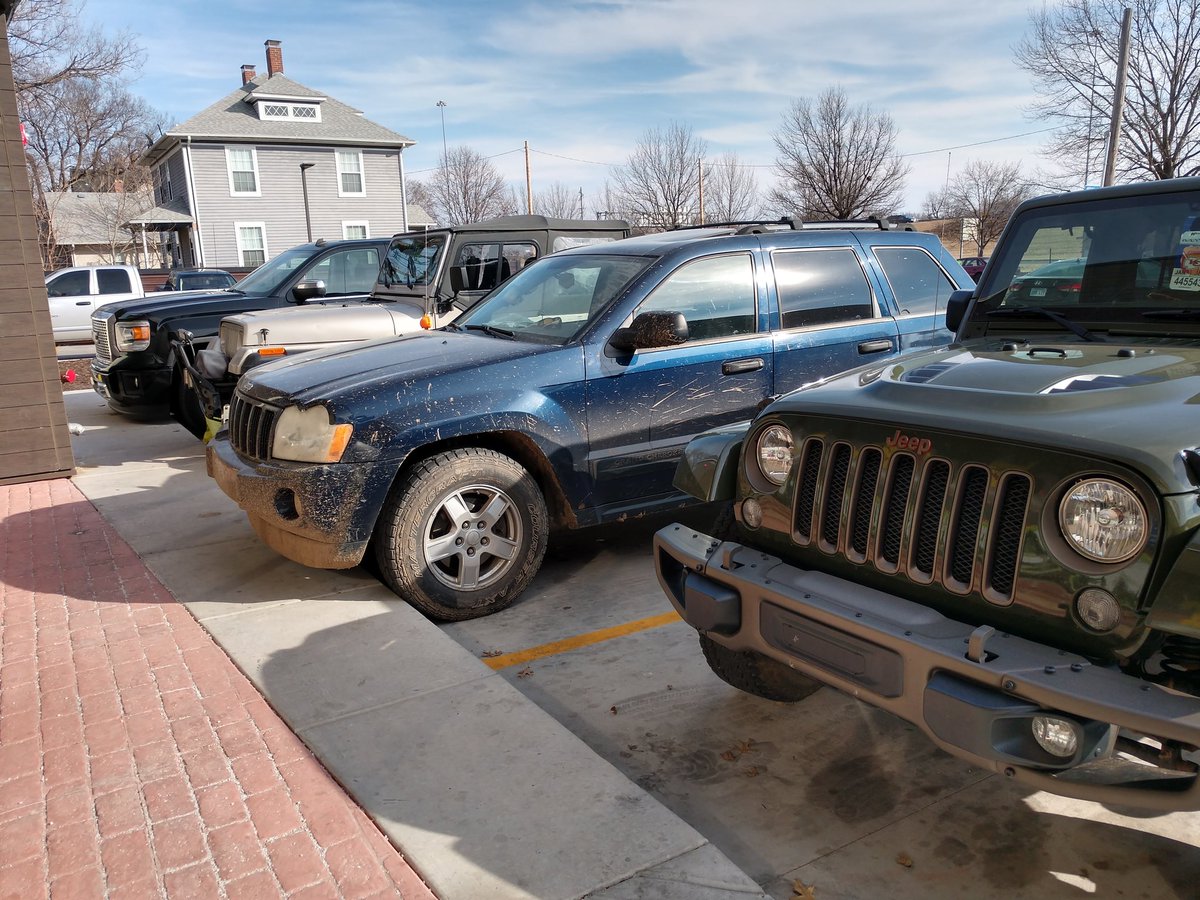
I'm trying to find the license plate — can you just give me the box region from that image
[1030,287,1047,297]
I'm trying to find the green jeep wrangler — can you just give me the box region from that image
[655,177,1200,810]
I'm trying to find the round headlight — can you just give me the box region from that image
[756,425,795,486]
[1058,479,1147,563]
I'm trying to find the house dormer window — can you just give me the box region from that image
[256,102,322,122]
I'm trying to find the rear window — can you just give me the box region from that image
[98,269,133,294]
[773,247,875,329]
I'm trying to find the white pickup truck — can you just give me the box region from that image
[45,264,144,342]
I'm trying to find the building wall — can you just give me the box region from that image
[188,142,409,267]
[0,14,74,484]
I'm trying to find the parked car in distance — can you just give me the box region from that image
[655,176,1200,811]
[957,255,989,281]
[207,218,974,622]
[91,237,390,436]
[181,216,632,429]
[1005,257,1085,304]
[45,264,144,342]
[158,269,237,292]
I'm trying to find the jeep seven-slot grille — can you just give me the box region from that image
[792,439,1031,603]
[92,318,112,362]
[228,392,280,461]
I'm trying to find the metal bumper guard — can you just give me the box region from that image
[654,523,1200,811]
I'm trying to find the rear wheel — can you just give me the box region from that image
[373,448,549,621]
[699,633,821,702]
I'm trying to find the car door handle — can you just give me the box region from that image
[858,340,892,354]
[722,357,764,375]
[76,300,91,306]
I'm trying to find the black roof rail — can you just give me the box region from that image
[667,217,801,234]
[664,215,917,235]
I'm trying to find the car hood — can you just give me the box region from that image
[228,300,425,346]
[239,330,561,407]
[98,289,256,322]
[770,338,1200,494]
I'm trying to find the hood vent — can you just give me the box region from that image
[901,362,960,384]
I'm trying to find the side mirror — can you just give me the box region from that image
[293,280,327,303]
[946,289,974,333]
[609,311,689,353]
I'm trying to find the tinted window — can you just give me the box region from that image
[876,247,956,316]
[636,253,756,342]
[774,248,874,329]
[97,269,133,294]
[305,247,382,295]
[46,270,90,297]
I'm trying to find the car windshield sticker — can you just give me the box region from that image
[1168,218,1200,292]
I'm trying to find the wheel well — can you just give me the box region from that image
[381,431,576,531]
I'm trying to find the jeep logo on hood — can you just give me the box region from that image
[885,429,932,455]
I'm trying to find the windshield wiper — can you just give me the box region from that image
[462,324,515,339]
[985,306,1104,342]
[1139,309,1200,320]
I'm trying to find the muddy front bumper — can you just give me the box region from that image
[207,435,395,569]
[654,523,1200,811]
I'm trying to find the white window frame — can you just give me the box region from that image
[341,220,370,240]
[336,150,366,197]
[234,222,268,268]
[255,101,322,122]
[225,146,261,197]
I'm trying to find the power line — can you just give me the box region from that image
[406,147,524,175]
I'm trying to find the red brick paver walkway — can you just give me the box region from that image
[0,478,437,900]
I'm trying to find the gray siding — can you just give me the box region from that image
[189,142,409,267]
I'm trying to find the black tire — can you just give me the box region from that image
[373,448,549,621]
[171,361,207,441]
[699,633,822,702]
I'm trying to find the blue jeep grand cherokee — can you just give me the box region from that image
[208,219,974,620]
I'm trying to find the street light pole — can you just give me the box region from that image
[299,163,315,242]
[436,100,448,164]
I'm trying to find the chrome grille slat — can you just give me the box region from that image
[228,392,280,461]
[790,440,1033,606]
[92,318,112,362]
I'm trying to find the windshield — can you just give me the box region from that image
[454,253,652,344]
[965,189,1200,338]
[233,246,320,296]
[378,233,447,292]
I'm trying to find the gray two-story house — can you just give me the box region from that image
[140,40,428,270]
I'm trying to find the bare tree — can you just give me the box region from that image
[770,86,908,220]
[8,0,141,107]
[587,180,629,223]
[405,179,438,224]
[611,123,709,229]
[704,152,759,221]
[941,161,1032,255]
[1015,0,1200,182]
[534,181,583,218]
[427,146,512,225]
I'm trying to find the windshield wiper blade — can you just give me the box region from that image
[463,324,515,339]
[1140,309,1200,320]
[985,306,1104,342]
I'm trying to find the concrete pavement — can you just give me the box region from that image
[60,390,767,899]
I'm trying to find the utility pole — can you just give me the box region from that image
[579,188,584,218]
[524,141,533,215]
[1103,7,1133,187]
[436,100,448,164]
[697,157,705,225]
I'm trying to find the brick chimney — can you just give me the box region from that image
[241,64,256,85]
[265,40,283,77]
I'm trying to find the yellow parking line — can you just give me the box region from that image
[482,610,682,670]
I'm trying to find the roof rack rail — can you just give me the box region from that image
[666,215,916,235]
[668,217,801,234]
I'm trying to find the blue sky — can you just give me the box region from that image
[90,0,1057,215]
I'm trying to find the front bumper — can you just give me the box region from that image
[655,523,1200,811]
[206,435,395,569]
[91,356,172,415]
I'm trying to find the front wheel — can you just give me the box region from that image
[699,633,822,702]
[373,448,549,621]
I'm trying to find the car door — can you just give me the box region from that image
[585,250,772,508]
[45,269,94,341]
[288,244,384,303]
[871,244,959,353]
[768,244,901,397]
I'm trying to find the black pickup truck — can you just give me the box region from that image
[91,237,390,436]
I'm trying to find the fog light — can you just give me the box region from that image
[1075,589,1121,632]
[1032,715,1078,758]
[741,498,763,529]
